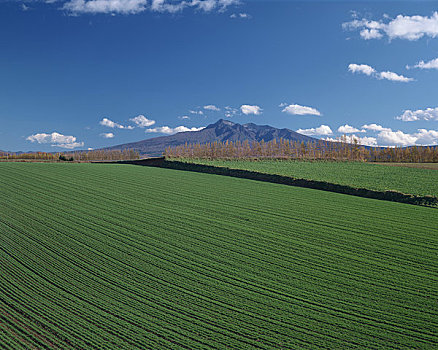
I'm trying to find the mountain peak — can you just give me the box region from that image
[209,119,236,128]
[106,119,317,156]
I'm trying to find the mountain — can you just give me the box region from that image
[105,119,318,156]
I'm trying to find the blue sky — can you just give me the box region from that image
[0,0,437,151]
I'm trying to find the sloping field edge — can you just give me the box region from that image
[96,158,438,207]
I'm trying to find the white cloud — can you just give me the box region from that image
[217,0,240,11]
[189,110,204,115]
[99,117,134,129]
[409,57,438,70]
[150,0,184,13]
[337,124,364,133]
[359,28,383,39]
[63,0,148,14]
[190,0,216,12]
[203,105,220,111]
[375,128,438,146]
[396,107,438,121]
[224,106,238,118]
[378,130,418,146]
[377,71,413,82]
[348,63,376,76]
[230,12,249,19]
[297,125,333,136]
[352,135,378,146]
[26,132,84,149]
[151,0,239,13]
[343,12,438,41]
[100,117,118,128]
[332,123,438,146]
[349,63,413,82]
[21,4,30,11]
[324,135,378,147]
[179,115,190,120]
[281,104,321,116]
[145,125,205,134]
[100,132,115,138]
[361,123,392,132]
[63,0,239,15]
[130,115,156,127]
[240,104,262,115]
[414,129,438,145]
[386,13,438,41]
[343,18,385,40]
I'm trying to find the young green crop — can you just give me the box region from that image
[0,162,437,349]
[182,159,438,197]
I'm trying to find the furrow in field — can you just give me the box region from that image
[0,163,437,349]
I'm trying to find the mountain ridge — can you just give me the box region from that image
[104,119,317,156]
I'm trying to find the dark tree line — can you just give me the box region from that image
[0,149,140,161]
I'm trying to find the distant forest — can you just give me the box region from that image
[0,149,140,161]
[165,138,438,163]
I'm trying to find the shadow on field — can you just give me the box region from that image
[96,157,438,208]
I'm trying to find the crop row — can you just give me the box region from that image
[182,159,438,198]
[0,162,437,349]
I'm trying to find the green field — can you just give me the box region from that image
[0,163,437,349]
[182,159,438,197]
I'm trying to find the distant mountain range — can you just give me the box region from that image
[105,119,317,156]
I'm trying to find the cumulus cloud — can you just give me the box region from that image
[337,124,365,133]
[203,105,220,111]
[145,125,205,134]
[408,57,438,70]
[63,0,148,14]
[281,103,321,116]
[348,63,376,76]
[297,125,333,136]
[378,130,418,146]
[99,117,134,129]
[100,132,114,138]
[324,135,378,147]
[348,63,413,82]
[352,135,378,146]
[26,132,84,149]
[378,71,413,82]
[396,107,438,121]
[343,12,438,41]
[361,126,438,146]
[361,123,392,132]
[359,28,383,39]
[240,104,262,115]
[130,115,156,127]
[62,0,239,14]
[330,122,438,146]
[415,129,438,145]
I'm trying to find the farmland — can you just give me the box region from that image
[0,162,437,349]
[182,159,438,197]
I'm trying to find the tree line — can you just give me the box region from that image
[164,138,438,163]
[0,149,140,161]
